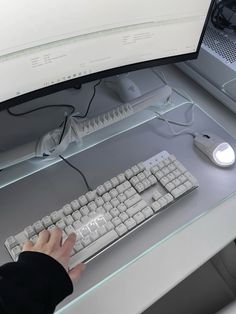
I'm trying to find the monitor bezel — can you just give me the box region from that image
[0,0,214,111]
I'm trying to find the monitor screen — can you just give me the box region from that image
[0,0,213,109]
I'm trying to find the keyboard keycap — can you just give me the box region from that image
[117,193,126,203]
[130,176,139,186]
[131,165,140,175]
[152,190,162,201]
[124,218,136,230]
[165,193,174,203]
[110,208,120,217]
[142,206,154,218]
[72,210,82,221]
[88,221,98,232]
[125,169,133,179]
[86,191,96,202]
[96,216,106,227]
[105,221,115,231]
[33,221,44,233]
[56,219,66,229]
[63,204,73,215]
[82,236,92,247]
[126,200,147,217]
[65,225,76,235]
[104,181,113,191]
[103,202,113,211]
[96,206,105,214]
[80,206,89,216]
[103,193,111,202]
[11,245,22,260]
[24,226,36,238]
[124,187,136,198]
[96,185,106,196]
[98,226,107,236]
[95,197,104,207]
[109,189,118,198]
[158,197,168,207]
[117,174,126,183]
[111,198,120,207]
[5,236,18,250]
[111,217,122,227]
[149,175,157,185]
[137,172,146,181]
[71,200,80,211]
[74,241,84,252]
[78,195,88,206]
[137,162,145,172]
[51,211,61,223]
[185,172,198,186]
[90,231,99,241]
[115,223,128,236]
[133,212,145,224]
[69,230,119,268]
[80,226,90,237]
[30,235,39,244]
[119,212,129,222]
[64,215,74,225]
[124,194,141,208]
[111,177,119,187]
[135,182,145,193]
[42,216,53,228]
[184,181,193,190]
[151,202,162,212]
[81,216,90,224]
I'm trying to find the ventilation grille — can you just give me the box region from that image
[203,26,236,64]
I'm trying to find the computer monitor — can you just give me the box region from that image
[0,0,214,110]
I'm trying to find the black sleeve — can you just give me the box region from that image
[0,252,73,314]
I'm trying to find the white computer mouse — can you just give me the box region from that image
[193,132,235,167]
[105,76,142,102]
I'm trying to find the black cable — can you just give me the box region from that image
[58,79,102,146]
[74,79,102,118]
[58,115,69,145]
[59,155,92,191]
[50,81,102,190]
[6,81,101,187]
[7,104,75,117]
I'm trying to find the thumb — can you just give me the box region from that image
[68,263,86,282]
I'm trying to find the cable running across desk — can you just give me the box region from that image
[59,155,92,191]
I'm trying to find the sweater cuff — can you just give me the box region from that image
[18,251,73,305]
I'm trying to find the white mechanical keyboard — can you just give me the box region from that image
[5,151,198,269]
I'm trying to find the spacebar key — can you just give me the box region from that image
[69,230,119,269]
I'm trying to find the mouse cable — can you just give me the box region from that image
[150,106,197,138]
[151,68,196,129]
[73,79,102,119]
[7,78,102,126]
[59,154,92,191]
[52,81,102,190]
[57,79,102,145]
[7,104,75,117]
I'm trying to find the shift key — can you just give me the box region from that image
[126,200,147,217]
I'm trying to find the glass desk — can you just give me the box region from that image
[0,65,236,314]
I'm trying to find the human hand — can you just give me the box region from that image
[22,227,85,282]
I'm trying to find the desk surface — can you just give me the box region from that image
[0,64,236,314]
